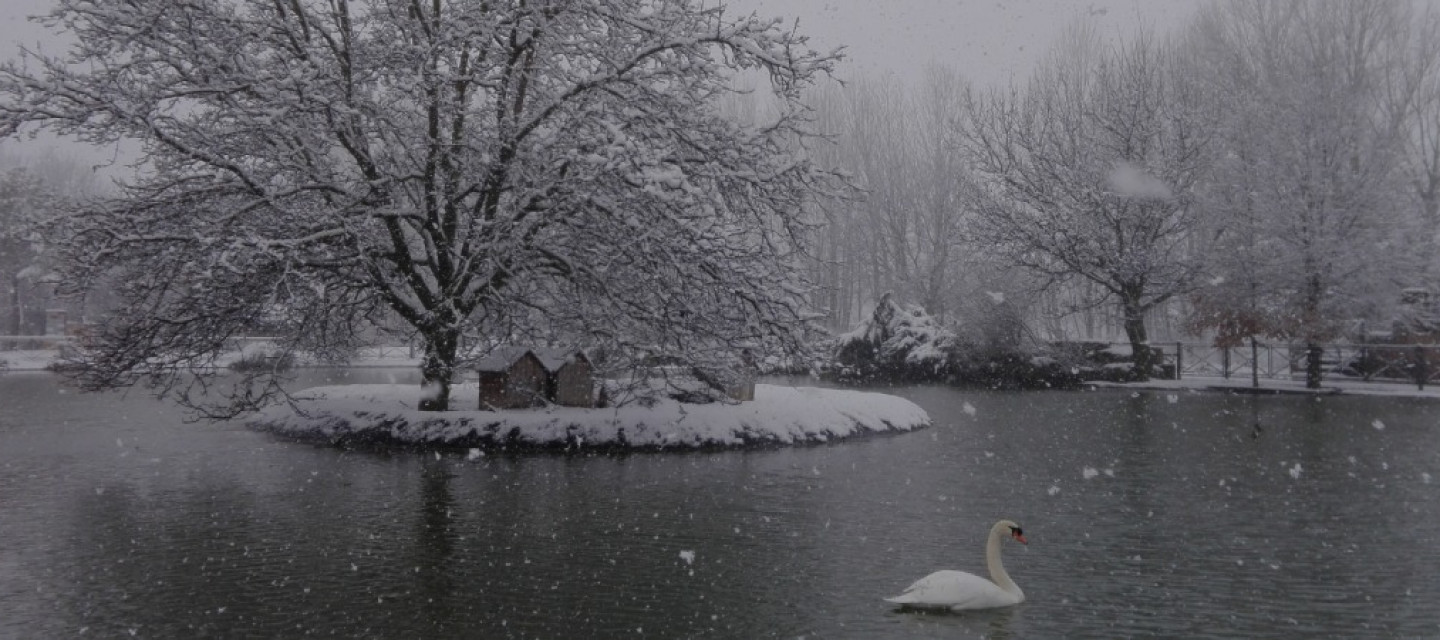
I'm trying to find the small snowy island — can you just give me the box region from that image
[249,383,930,450]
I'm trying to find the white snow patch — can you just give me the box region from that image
[250,383,930,449]
[679,550,695,565]
[1107,162,1173,200]
[1047,485,1061,496]
[1082,466,1100,480]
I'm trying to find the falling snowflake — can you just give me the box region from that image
[1371,419,1385,430]
[679,550,695,565]
[962,402,977,417]
[1082,466,1099,479]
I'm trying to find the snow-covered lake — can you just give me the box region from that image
[2,370,1437,637]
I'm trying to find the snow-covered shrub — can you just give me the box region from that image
[1045,341,1168,382]
[832,293,960,380]
[602,365,749,407]
[228,341,294,372]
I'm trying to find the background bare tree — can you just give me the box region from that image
[0,152,97,336]
[957,26,1215,377]
[1185,0,1428,387]
[807,70,971,327]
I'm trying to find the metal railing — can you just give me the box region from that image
[0,335,72,350]
[1161,341,1439,389]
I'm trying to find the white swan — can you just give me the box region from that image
[884,519,1028,611]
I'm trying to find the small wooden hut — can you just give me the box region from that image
[726,349,758,402]
[476,347,548,409]
[534,348,596,407]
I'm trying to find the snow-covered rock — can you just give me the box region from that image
[248,383,930,450]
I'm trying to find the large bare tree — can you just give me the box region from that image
[958,27,1215,378]
[0,0,839,415]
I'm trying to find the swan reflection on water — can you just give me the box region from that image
[888,591,1022,640]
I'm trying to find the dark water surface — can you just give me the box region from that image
[2,370,1438,638]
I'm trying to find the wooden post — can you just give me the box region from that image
[1222,347,1231,379]
[1415,346,1428,391]
[1175,342,1183,380]
[1251,337,1260,389]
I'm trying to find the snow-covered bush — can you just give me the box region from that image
[832,293,960,380]
[227,341,294,373]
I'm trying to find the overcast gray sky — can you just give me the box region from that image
[1,0,1198,81]
[0,0,1197,166]
[723,0,1197,85]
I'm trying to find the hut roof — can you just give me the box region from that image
[475,346,537,373]
[476,346,588,373]
[533,347,588,372]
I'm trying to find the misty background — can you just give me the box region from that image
[3,0,1435,365]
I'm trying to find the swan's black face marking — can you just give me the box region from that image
[1009,526,1027,544]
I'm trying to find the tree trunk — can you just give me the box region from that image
[1302,274,1325,390]
[9,274,20,336]
[1304,342,1323,390]
[419,328,460,411]
[1122,298,1151,381]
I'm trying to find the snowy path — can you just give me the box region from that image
[1089,375,1440,399]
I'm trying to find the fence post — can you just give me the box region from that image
[1175,342,1182,381]
[1251,337,1260,389]
[1222,347,1231,379]
[1416,346,1428,391]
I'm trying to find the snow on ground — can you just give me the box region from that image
[248,383,931,450]
[0,350,61,371]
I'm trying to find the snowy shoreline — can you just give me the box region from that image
[247,383,931,451]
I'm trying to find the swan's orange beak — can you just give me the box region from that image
[1013,532,1028,544]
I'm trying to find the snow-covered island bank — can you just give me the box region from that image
[249,383,930,450]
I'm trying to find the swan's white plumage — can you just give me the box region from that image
[884,569,1022,610]
[885,519,1026,611]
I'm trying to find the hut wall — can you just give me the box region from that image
[726,378,756,402]
[552,360,596,407]
[478,372,509,408]
[479,353,548,409]
[504,355,548,408]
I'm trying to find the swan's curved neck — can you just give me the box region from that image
[985,522,1023,597]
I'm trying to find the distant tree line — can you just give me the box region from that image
[802,0,1440,387]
